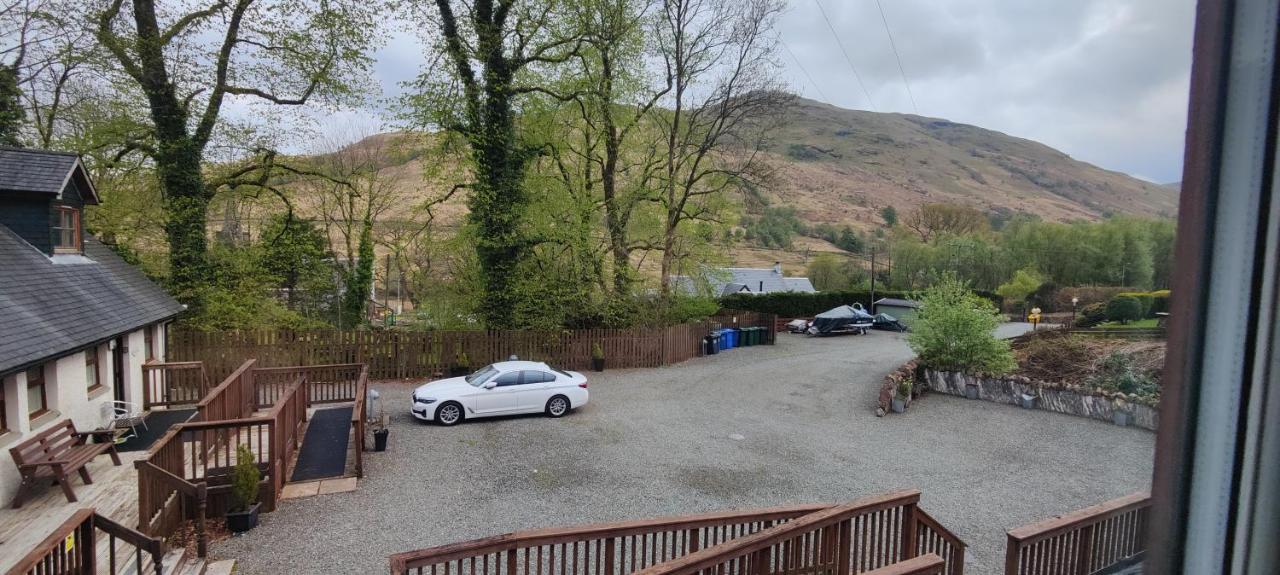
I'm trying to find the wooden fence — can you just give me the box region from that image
[169,312,775,382]
[1004,493,1149,575]
[141,361,208,411]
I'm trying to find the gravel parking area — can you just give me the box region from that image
[214,328,1154,574]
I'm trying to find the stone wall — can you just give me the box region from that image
[920,369,1159,431]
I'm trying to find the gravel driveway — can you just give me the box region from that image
[214,329,1154,575]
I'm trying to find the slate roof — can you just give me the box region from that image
[0,147,98,202]
[0,225,184,376]
[673,267,818,297]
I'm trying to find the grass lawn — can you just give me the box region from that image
[1096,318,1161,329]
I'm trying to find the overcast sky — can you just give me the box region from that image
[330,0,1197,184]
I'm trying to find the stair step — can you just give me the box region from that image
[204,559,236,575]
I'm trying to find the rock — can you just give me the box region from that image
[875,407,886,417]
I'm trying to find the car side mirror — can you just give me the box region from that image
[483,381,497,389]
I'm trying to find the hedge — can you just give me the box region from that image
[719,289,1003,317]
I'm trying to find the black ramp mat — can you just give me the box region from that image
[116,408,196,452]
[290,406,353,482]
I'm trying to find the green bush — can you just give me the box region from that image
[1089,351,1160,399]
[907,277,1015,374]
[1076,302,1108,327]
[1105,296,1143,324]
[1116,292,1155,317]
[231,444,260,512]
[720,289,1002,317]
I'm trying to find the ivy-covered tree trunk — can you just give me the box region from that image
[0,65,24,147]
[342,220,375,326]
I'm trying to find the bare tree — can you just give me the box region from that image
[650,0,789,292]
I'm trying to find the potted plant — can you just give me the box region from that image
[891,380,911,413]
[450,350,471,377]
[591,342,605,372]
[369,389,389,451]
[225,444,261,533]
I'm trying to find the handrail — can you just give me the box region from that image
[134,461,200,496]
[863,555,946,575]
[633,490,920,575]
[352,365,369,478]
[389,503,832,573]
[1004,493,1149,575]
[6,508,165,575]
[253,362,366,372]
[914,509,966,575]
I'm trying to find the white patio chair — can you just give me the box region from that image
[104,400,148,441]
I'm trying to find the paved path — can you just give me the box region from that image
[214,329,1154,575]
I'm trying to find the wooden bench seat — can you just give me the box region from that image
[9,418,121,508]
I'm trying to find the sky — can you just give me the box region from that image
[322,0,1198,185]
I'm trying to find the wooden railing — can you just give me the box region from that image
[194,359,256,423]
[632,490,959,575]
[253,363,366,406]
[1004,493,1150,575]
[390,491,964,575]
[137,373,309,556]
[7,508,164,575]
[389,503,831,575]
[141,361,208,410]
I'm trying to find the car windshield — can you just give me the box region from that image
[465,365,498,386]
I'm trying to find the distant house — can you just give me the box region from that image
[673,262,817,297]
[0,148,184,504]
[873,297,921,324]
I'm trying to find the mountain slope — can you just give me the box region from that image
[755,98,1178,229]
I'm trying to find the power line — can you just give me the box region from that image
[873,0,918,114]
[812,0,877,111]
[782,41,830,103]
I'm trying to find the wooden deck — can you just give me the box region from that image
[0,450,149,573]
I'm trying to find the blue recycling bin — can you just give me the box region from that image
[718,329,732,350]
[725,328,739,349]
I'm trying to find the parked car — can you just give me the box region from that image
[410,361,589,425]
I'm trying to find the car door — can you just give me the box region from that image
[517,370,557,411]
[473,370,522,415]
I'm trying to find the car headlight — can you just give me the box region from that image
[413,394,437,405]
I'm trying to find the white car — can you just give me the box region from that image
[410,361,589,425]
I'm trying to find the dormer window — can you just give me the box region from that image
[53,206,81,253]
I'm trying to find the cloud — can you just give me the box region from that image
[773,0,1195,183]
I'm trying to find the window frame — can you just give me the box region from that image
[51,205,81,254]
[493,371,523,387]
[26,366,47,420]
[521,371,555,384]
[144,326,154,362]
[86,347,103,394]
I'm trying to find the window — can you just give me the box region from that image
[26,366,47,419]
[521,371,555,384]
[144,327,154,362]
[493,372,522,386]
[52,206,81,253]
[86,348,102,392]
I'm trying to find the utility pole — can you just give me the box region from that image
[869,248,876,310]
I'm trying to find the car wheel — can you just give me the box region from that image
[545,395,570,418]
[436,402,464,426]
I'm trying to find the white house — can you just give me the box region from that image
[0,148,184,505]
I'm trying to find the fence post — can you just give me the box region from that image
[1074,524,1094,575]
[196,482,209,558]
[901,502,918,561]
[1004,534,1021,575]
[836,519,852,575]
[82,514,97,573]
[604,537,617,575]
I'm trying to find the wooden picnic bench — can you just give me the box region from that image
[8,418,122,508]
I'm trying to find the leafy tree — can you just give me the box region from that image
[0,64,23,146]
[805,254,866,291]
[259,215,335,318]
[880,206,897,227]
[93,0,380,308]
[907,276,1015,374]
[996,267,1044,311]
[1105,295,1143,324]
[903,203,989,242]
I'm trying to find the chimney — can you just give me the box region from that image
[773,262,782,275]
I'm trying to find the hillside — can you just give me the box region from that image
[755,98,1179,229]
[271,98,1179,269]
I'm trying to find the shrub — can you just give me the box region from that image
[1089,351,1160,399]
[454,350,470,369]
[1016,333,1093,383]
[907,276,1016,374]
[1116,292,1155,317]
[591,342,604,359]
[231,444,260,513]
[896,380,912,398]
[1076,302,1108,327]
[1105,296,1143,324]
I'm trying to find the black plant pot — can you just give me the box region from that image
[591,357,605,372]
[225,503,260,533]
[449,366,471,377]
[373,428,390,451]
